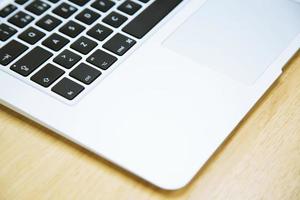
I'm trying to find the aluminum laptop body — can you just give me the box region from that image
[1,0,300,189]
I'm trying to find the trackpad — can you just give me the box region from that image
[163,0,300,84]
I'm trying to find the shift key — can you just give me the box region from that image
[10,46,53,76]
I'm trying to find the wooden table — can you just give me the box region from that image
[1,53,300,200]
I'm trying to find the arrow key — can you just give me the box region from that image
[31,63,65,87]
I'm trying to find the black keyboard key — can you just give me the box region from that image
[68,0,90,6]
[118,1,141,16]
[103,33,136,56]
[91,0,115,13]
[123,0,183,39]
[70,63,101,85]
[87,49,117,70]
[138,0,149,3]
[0,4,17,18]
[31,63,64,87]
[0,23,17,41]
[0,40,28,66]
[42,33,70,51]
[8,11,34,28]
[59,20,85,38]
[52,77,84,100]
[103,11,127,28]
[53,3,77,19]
[26,0,50,16]
[10,46,53,76]
[15,0,30,5]
[53,49,81,69]
[47,0,59,3]
[71,36,97,55]
[18,27,46,44]
[75,9,100,25]
[36,14,62,31]
[87,24,112,41]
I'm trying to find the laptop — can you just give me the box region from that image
[0,0,300,190]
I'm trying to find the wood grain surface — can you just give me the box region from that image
[0,53,300,200]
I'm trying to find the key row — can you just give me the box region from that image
[0,40,115,78]
[53,49,116,70]
[1,0,164,44]
[3,20,135,56]
[68,0,149,7]
[1,1,159,44]
[2,9,132,43]
[0,40,121,100]
[0,40,124,77]
[32,62,101,88]
[1,0,144,29]
[1,31,135,69]
[41,32,135,56]
[0,39,119,74]
[1,0,143,21]
[5,9,125,30]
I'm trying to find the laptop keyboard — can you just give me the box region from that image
[0,0,182,102]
